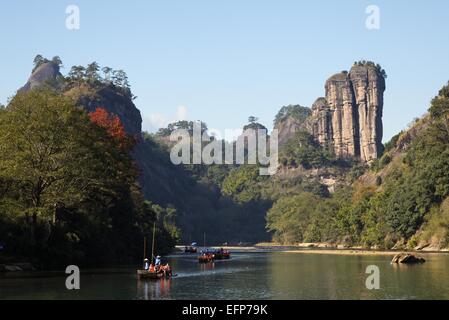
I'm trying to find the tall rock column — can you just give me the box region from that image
[349,65,385,162]
[272,62,385,164]
[325,72,359,158]
[310,98,332,146]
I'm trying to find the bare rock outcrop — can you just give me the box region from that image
[324,72,359,158]
[277,115,309,146]
[69,85,142,135]
[18,62,65,93]
[309,98,332,146]
[274,105,312,146]
[349,65,385,162]
[308,63,385,162]
[274,63,385,163]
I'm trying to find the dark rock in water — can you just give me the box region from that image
[391,253,426,264]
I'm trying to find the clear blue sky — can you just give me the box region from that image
[1,0,449,142]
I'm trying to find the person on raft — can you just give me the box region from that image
[153,255,172,277]
[155,255,162,267]
[143,258,150,271]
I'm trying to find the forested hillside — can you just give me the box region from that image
[265,82,449,250]
[0,57,180,268]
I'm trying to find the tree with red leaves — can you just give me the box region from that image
[89,107,134,150]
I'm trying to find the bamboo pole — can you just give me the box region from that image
[151,222,156,262]
[143,236,147,260]
[203,232,206,249]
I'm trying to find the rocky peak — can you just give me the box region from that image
[275,62,386,163]
[67,84,142,135]
[19,61,64,93]
[319,63,385,162]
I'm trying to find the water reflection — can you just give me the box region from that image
[137,278,172,300]
[200,262,215,272]
[2,252,449,300]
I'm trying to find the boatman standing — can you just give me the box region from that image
[155,255,162,267]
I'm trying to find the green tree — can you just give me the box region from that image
[274,105,311,127]
[429,81,449,136]
[112,70,129,88]
[102,66,113,82]
[266,193,320,244]
[248,116,258,124]
[33,54,44,69]
[221,166,264,203]
[86,62,100,82]
[68,65,86,81]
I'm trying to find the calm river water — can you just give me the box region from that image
[1,251,449,300]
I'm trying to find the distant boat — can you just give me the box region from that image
[198,252,215,263]
[184,245,198,253]
[213,248,230,260]
[198,232,214,263]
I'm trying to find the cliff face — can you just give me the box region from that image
[278,63,385,163]
[276,115,310,146]
[309,98,332,146]
[274,105,312,146]
[319,64,385,162]
[349,65,385,162]
[68,85,142,135]
[18,62,65,93]
[324,72,359,158]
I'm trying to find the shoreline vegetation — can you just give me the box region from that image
[255,242,449,255]
[176,243,449,255]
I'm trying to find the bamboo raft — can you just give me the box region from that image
[137,269,173,280]
[198,253,215,263]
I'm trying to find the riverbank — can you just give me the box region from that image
[254,242,449,255]
[176,243,449,255]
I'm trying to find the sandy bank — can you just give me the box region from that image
[256,243,449,256]
[176,243,449,255]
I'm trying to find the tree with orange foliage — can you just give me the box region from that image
[89,107,135,150]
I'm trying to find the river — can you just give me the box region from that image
[1,251,449,300]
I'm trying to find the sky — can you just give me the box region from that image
[1,1,449,142]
